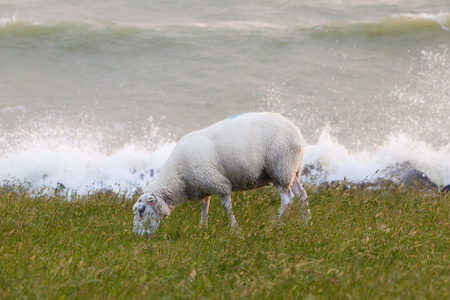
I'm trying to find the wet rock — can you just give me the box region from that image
[302,163,324,176]
[303,161,439,193]
[355,178,398,191]
[318,180,352,191]
[132,168,159,180]
[302,163,327,184]
[2,184,20,195]
[1,181,31,195]
[89,187,114,198]
[51,182,66,194]
[98,187,114,196]
[56,182,66,190]
[302,160,440,193]
[387,162,437,192]
[442,185,450,194]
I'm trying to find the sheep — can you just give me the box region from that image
[132,112,311,236]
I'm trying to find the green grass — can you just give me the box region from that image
[1,184,449,299]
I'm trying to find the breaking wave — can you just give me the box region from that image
[1,12,449,40]
[1,127,449,196]
[302,130,450,187]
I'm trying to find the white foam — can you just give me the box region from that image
[303,129,450,186]
[0,141,175,195]
[104,20,288,34]
[1,127,449,196]
[1,106,27,114]
[190,21,286,31]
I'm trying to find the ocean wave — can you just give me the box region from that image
[0,15,17,29]
[310,13,450,38]
[1,128,449,195]
[302,130,450,186]
[0,19,284,35]
[0,142,175,195]
[1,12,448,39]
[373,12,450,33]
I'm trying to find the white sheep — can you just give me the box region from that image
[132,112,311,236]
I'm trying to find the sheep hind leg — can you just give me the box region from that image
[219,194,238,228]
[277,186,294,220]
[200,196,211,226]
[291,177,311,225]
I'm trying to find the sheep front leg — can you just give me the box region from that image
[219,194,238,228]
[200,196,211,225]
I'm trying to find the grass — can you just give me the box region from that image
[0,184,449,299]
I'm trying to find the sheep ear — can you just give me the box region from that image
[156,199,171,216]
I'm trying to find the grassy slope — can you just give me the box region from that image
[0,185,449,299]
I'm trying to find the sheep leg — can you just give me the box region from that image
[200,196,211,225]
[291,178,311,224]
[277,186,294,219]
[219,194,238,228]
[291,177,307,202]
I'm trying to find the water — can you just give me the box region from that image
[1,1,449,194]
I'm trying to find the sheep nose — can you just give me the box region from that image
[137,204,145,217]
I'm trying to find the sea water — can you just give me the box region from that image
[1,1,449,194]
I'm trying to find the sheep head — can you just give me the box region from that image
[132,193,171,236]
